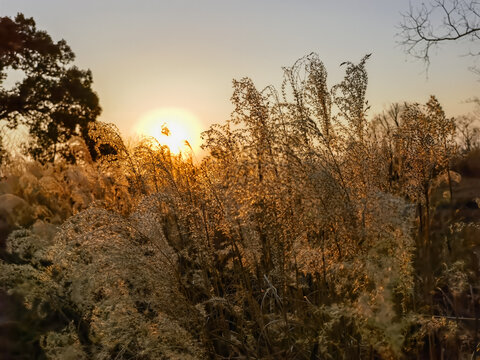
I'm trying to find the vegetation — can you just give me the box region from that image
[0,14,101,164]
[1,13,480,360]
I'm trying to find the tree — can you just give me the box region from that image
[0,13,101,163]
[0,132,6,166]
[397,96,456,237]
[457,114,480,152]
[398,0,480,68]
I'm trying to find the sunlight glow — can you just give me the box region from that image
[134,108,203,154]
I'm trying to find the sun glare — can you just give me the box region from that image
[134,108,203,154]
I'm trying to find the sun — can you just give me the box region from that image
[134,108,203,154]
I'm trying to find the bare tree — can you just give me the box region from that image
[398,0,480,67]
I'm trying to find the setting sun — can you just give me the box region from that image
[134,108,203,154]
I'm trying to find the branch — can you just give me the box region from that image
[398,0,480,66]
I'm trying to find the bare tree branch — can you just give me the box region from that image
[398,0,480,68]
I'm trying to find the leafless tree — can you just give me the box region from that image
[398,0,480,67]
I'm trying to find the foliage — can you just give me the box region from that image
[0,13,101,163]
[1,205,205,359]
[1,53,479,359]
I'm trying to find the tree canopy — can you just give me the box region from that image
[0,13,101,163]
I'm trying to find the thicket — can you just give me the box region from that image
[1,53,480,359]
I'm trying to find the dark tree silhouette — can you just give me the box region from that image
[0,13,101,163]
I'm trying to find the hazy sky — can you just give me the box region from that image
[1,0,478,138]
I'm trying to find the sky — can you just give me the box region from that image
[0,0,478,145]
